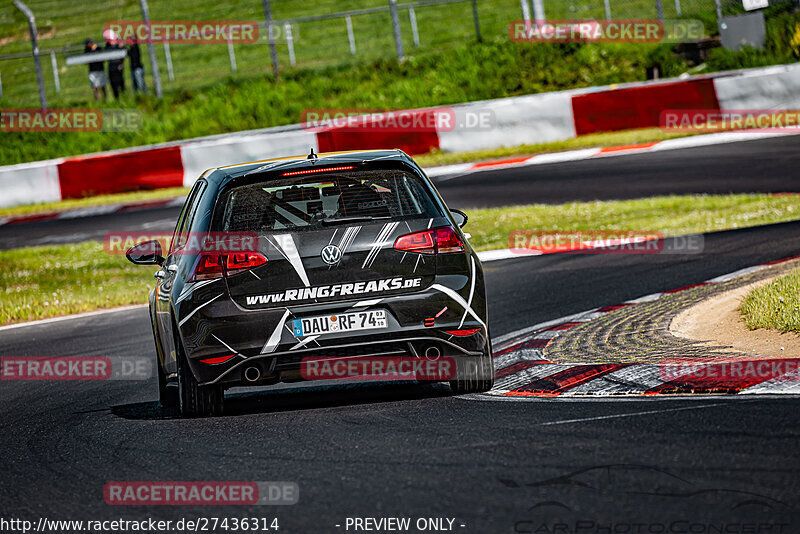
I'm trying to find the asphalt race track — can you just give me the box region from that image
[2,223,800,530]
[2,134,800,250]
[1,136,799,531]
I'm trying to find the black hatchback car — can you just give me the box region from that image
[127,149,493,416]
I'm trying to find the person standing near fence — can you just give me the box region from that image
[103,29,126,99]
[128,37,147,95]
[84,39,108,101]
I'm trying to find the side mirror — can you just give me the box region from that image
[450,209,468,228]
[126,240,165,266]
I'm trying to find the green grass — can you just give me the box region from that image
[739,268,800,334]
[3,192,800,325]
[1,1,796,168]
[0,242,154,325]
[465,193,800,251]
[0,0,712,106]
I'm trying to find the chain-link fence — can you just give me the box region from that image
[0,0,795,107]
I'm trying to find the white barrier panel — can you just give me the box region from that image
[714,64,800,110]
[179,129,318,187]
[0,160,62,208]
[437,91,578,153]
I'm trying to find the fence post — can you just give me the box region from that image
[164,41,175,82]
[285,23,296,66]
[470,0,482,41]
[345,15,357,54]
[604,0,612,20]
[138,0,162,98]
[714,0,723,34]
[409,7,420,47]
[674,0,681,16]
[12,1,46,109]
[227,31,237,72]
[262,0,280,80]
[50,50,60,92]
[520,0,531,22]
[531,0,546,21]
[655,0,664,23]
[389,0,404,60]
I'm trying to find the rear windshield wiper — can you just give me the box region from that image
[321,216,391,226]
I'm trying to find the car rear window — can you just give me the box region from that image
[216,169,442,232]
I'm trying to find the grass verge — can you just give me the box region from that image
[0,187,189,218]
[739,269,800,334]
[0,242,153,325]
[2,193,800,325]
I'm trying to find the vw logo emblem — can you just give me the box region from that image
[321,245,343,265]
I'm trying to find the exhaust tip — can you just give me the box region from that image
[243,365,261,383]
[424,345,441,360]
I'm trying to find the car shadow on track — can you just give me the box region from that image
[110,381,455,420]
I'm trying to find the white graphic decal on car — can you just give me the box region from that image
[362,222,399,269]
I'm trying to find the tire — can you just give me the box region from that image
[449,349,494,394]
[177,344,224,417]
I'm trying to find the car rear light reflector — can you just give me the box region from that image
[199,354,236,365]
[393,226,464,255]
[444,328,481,336]
[282,165,355,176]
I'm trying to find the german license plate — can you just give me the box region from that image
[291,310,387,337]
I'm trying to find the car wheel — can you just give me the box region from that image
[450,350,494,394]
[177,344,224,417]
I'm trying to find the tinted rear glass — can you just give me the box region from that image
[216,169,441,232]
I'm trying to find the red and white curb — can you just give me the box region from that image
[427,130,799,180]
[485,255,800,397]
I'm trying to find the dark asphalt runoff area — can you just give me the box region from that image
[2,134,799,250]
[1,220,799,531]
[1,135,799,531]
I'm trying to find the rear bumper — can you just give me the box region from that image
[175,275,488,386]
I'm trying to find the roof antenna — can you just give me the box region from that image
[307,147,318,160]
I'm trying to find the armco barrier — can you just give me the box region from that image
[714,64,800,110]
[57,146,184,199]
[1,63,799,208]
[0,159,62,208]
[571,79,720,136]
[315,107,441,155]
[437,90,579,153]
[179,128,317,187]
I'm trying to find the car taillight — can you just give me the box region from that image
[393,226,464,255]
[192,253,268,281]
[225,252,268,275]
